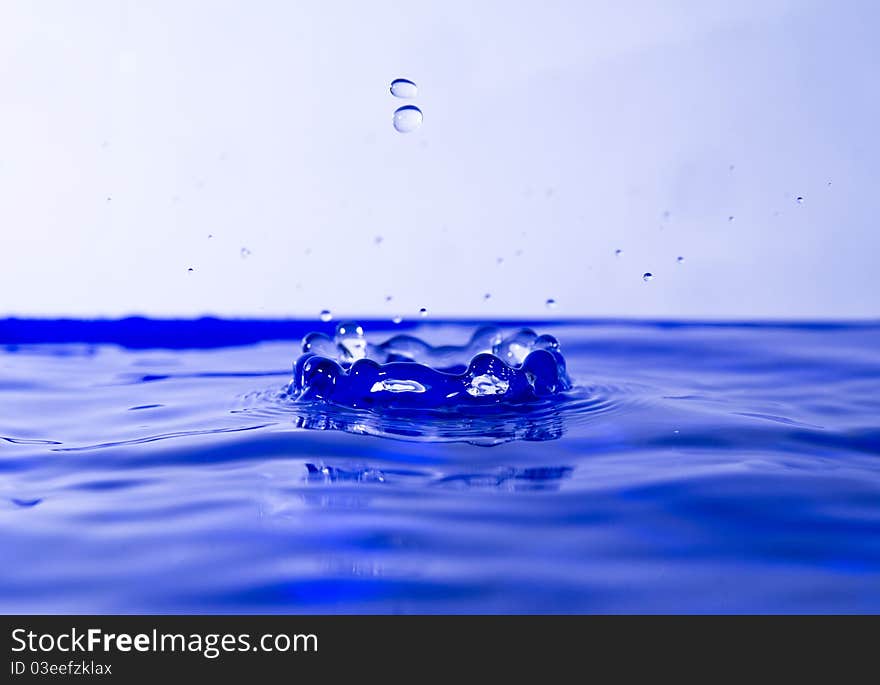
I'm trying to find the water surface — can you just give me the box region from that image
[1,319,879,613]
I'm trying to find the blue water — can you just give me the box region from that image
[1,319,879,613]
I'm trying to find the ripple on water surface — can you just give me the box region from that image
[1,320,880,613]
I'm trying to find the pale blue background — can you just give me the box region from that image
[1,0,877,319]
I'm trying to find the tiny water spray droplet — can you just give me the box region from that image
[390,78,418,98]
[615,249,623,257]
[676,256,684,263]
[393,105,423,133]
[728,215,735,222]
[419,307,428,318]
[240,247,251,258]
[643,272,654,282]
[319,310,332,322]
[483,293,492,301]
[392,315,403,324]
[545,298,557,309]
[796,196,804,205]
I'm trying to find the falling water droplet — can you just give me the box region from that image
[374,236,383,245]
[419,307,428,318]
[483,293,492,301]
[392,315,403,324]
[643,272,654,282]
[545,298,557,309]
[676,256,684,263]
[615,249,623,257]
[496,257,504,265]
[240,247,251,258]
[796,196,804,204]
[393,105,423,133]
[390,78,418,98]
[319,310,332,322]
[187,267,194,273]
[385,295,393,303]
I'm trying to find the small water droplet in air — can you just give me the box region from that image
[207,234,213,239]
[545,298,557,309]
[729,164,735,172]
[374,235,383,245]
[106,196,112,202]
[676,256,684,263]
[319,310,332,322]
[392,315,403,324]
[796,196,804,204]
[385,295,393,303]
[728,215,735,222]
[240,247,251,258]
[496,257,504,265]
[393,105,423,133]
[615,249,623,257]
[483,293,491,301]
[643,272,654,282]
[662,210,671,220]
[390,78,418,98]
[827,181,832,187]
[419,307,428,318]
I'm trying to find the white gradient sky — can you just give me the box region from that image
[0,0,878,320]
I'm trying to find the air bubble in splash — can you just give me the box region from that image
[393,105,423,133]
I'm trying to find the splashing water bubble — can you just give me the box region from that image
[390,78,418,98]
[319,310,332,322]
[289,323,570,409]
[393,105,423,133]
[335,321,367,361]
[643,272,654,282]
